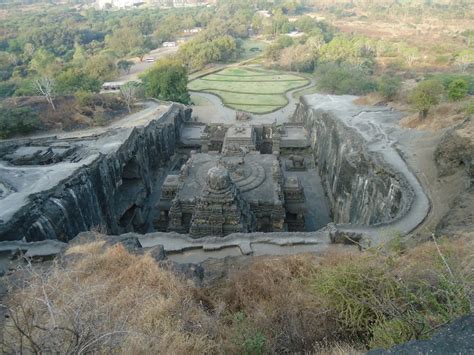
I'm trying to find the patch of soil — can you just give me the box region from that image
[400,102,468,131]
[399,116,473,240]
[3,94,131,133]
[435,119,474,177]
[353,93,385,106]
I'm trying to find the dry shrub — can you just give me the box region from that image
[204,254,342,353]
[400,99,468,130]
[353,93,384,106]
[3,244,216,354]
[2,237,472,353]
[312,237,473,349]
[313,341,363,355]
[64,240,106,255]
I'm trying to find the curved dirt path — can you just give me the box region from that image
[190,77,316,125]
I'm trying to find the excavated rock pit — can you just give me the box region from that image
[0,95,430,265]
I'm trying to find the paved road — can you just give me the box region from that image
[116,47,179,82]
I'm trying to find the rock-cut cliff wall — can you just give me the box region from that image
[0,104,190,242]
[293,98,413,226]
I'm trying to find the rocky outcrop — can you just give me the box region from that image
[435,119,473,236]
[368,314,474,355]
[293,97,413,226]
[434,119,473,179]
[0,104,190,242]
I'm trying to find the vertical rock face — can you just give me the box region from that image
[0,104,190,242]
[293,99,411,226]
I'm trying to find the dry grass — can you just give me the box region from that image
[203,254,344,353]
[64,240,106,256]
[400,101,468,130]
[2,244,216,354]
[2,236,472,354]
[353,93,385,106]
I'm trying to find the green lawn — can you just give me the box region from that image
[188,66,309,114]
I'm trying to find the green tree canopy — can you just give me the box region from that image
[105,27,146,57]
[0,106,41,138]
[55,68,101,94]
[316,62,376,95]
[377,75,401,101]
[447,79,468,101]
[409,80,444,118]
[140,58,190,104]
[117,60,134,74]
[84,54,117,81]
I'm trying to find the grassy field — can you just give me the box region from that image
[188,66,309,114]
[239,38,268,61]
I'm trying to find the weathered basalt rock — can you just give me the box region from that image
[0,104,190,242]
[368,314,474,355]
[434,119,473,235]
[435,119,473,179]
[293,97,413,226]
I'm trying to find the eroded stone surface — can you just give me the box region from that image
[0,103,190,241]
[293,95,429,242]
[0,94,430,257]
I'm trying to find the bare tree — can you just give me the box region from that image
[2,257,133,354]
[120,82,139,113]
[34,76,56,111]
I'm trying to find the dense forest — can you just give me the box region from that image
[0,0,472,136]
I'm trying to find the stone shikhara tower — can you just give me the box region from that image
[189,165,256,238]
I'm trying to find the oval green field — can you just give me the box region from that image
[188,66,309,114]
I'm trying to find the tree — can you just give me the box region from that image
[306,30,326,52]
[84,55,117,81]
[409,80,444,118]
[212,35,238,62]
[263,35,294,62]
[29,49,61,76]
[316,62,376,95]
[117,60,134,74]
[377,75,401,101]
[278,44,314,72]
[105,27,145,57]
[0,106,40,138]
[130,48,147,62]
[71,43,87,67]
[141,58,189,104]
[56,68,101,94]
[318,36,375,70]
[295,16,319,32]
[120,82,140,113]
[34,76,56,111]
[447,79,468,101]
